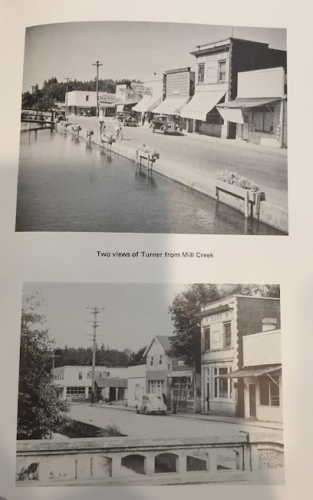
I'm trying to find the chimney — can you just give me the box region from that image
[262,318,277,332]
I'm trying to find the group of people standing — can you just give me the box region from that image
[98,112,123,141]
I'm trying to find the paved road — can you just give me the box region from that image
[70,404,282,440]
[73,116,288,209]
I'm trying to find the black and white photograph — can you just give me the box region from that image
[17,22,288,235]
[16,282,283,486]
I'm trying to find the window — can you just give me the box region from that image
[223,322,231,348]
[78,372,82,380]
[150,356,154,366]
[252,106,275,133]
[213,367,232,399]
[206,111,223,125]
[218,61,226,82]
[259,375,280,406]
[159,355,163,365]
[204,328,210,350]
[149,380,164,395]
[198,64,205,83]
[178,360,185,366]
[86,95,89,102]
[67,387,85,395]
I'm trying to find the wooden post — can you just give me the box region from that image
[254,193,261,218]
[244,190,249,218]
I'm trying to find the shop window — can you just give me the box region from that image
[206,110,223,125]
[78,371,82,380]
[198,64,205,83]
[86,95,89,102]
[67,387,85,395]
[204,327,210,350]
[252,107,275,133]
[223,322,231,348]
[218,61,226,82]
[213,367,232,399]
[172,377,194,401]
[259,375,280,406]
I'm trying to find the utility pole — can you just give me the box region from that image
[64,77,71,116]
[92,60,103,117]
[31,85,36,94]
[86,307,104,403]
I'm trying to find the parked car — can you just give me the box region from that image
[150,115,182,135]
[116,112,137,126]
[136,394,167,415]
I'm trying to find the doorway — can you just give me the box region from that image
[242,113,249,140]
[249,384,256,418]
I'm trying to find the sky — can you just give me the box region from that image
[23,282,187,351]
[22,21,286,92]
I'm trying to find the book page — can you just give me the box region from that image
[0,0,312,499]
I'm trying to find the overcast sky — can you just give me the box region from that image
[23,282,186,351]
[23,22,286,92]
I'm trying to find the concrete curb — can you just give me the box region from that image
[57,123,288,233]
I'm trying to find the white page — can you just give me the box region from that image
[0,0,313,499]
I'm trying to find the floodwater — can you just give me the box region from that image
[16,129,283,234]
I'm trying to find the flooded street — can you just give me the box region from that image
[16,129,283,234]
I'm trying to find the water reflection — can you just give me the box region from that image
[16,129,284,235]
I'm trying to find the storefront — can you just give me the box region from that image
[95,377,128,403]
[219,365,282,423]
[181,89,226,137]
[168,370,195,412]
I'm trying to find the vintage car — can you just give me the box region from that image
[136,394,167,415]
[150,115,182,134]
[116,112,137,126]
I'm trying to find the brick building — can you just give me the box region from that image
[200,295,281,417]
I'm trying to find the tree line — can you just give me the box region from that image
[21,76,120,110]
[54,344,147,368]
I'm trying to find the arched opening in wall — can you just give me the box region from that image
[121,454,146,475]
[216,449,240,470]
[187,455,207,471]
[97,456,113,477]
[155,453,178,473]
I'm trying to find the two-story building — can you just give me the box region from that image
[144,335,200,413]
[152,68,195,130]
[200,295,281,418]
[181,37,286,138]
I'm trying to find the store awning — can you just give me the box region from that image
[217,97,281,109]
[217,107,244,124]
[218,365,282,379]
[95,378,128,388]
[180,91,226,121]
[153,97,188,116]
[168,370,194,378]
[133,95,162,113]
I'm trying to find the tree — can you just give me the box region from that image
[17,292,69,440]
[128,346,147,366]
[166,284,221,371]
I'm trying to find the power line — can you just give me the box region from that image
[86,307,105,403]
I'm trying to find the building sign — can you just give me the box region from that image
[120,89,143,101]
[98,94,116,103]
[203,310,232,325]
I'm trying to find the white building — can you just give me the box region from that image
[132,73,164,116]
[217,67,287,148]
[53,365,128,400]
[126,365,146,408]
[66,91,115,115]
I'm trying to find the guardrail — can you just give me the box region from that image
[16,432,283,486]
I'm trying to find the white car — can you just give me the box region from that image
[136,394,167,415]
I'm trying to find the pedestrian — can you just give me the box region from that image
[141,113,146,126]
[98,111,106,134]
[172,395,177,414]
[114,117,123,141]
[162,392,167,406]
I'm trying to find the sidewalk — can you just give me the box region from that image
[92,402,283,432]
[59,116,288,233]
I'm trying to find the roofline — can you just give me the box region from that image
[164,67,191,75]
[190,37,271,56]
[53,365,128,369]
[144,335,171,357]
[244,328,281,338]
[201,294,280,312]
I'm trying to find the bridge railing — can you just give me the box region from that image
[16,433,283,485]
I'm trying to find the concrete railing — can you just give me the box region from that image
[16,433,283,486]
